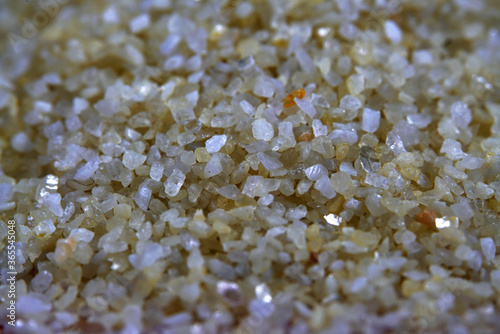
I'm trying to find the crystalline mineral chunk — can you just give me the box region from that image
[11,132,33,152]
[206,134,227,153]
[331,171,353,195]
[150,161,164,182]
[295,47,315,73]
[324,213,343,226]
[312,119,328,137]
[217,185,240,200]
[295,97,317,118]
[365,173,389,190]
[164,55,184,70]
[412,50,433,65]
[237,55,255,71]
[135,182,152,211]
[330,129,358,145]
[407,114,432,129]
[440,139,466,160]
[361,108,380,133]
[69,228,94,243]
[257,152,283,171]
[314,175,337,199]
[74,157,101,182]
[255,283,272,303]
[33,220,56,238]
[164,169,186,196]
[340,95,362,111]
[186,27,207,54]
[39,189,63,217]
[242,175,263,198]
[160,34,181,55]
[386,131,406,155]
[129,13,150,33]
[480,238,496,263]
[435,216,459,229]
[217,281,243,306]
[450,101,472,129]
[240,99,255,116]
[384,20,403,44]
[394,120,420,148]
[128,242,164,270]
[340,162,357,176]
[451,201,474,221]
[456,155,484,170]
[205,154,223,178]
[253,76,274,98]
[122,150,147,170]
[31,271,53,293]
[17,295,51,314]
[305,164,328,181]
[252,119,274,141]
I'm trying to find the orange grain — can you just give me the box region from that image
[416,210,437,227]
[298,132,313,142]
[282,88,306,108]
